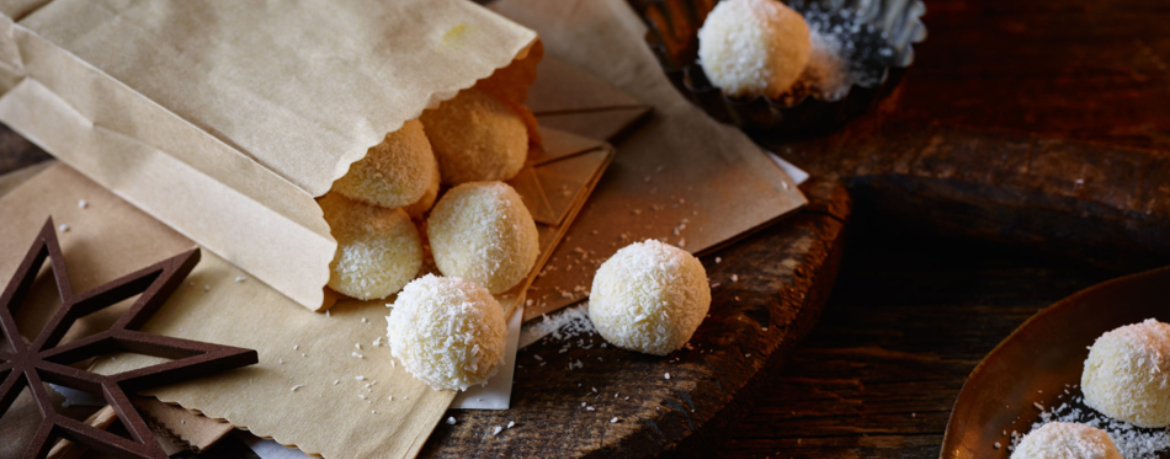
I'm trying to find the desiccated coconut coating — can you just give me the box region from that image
[386,275,507,391]
[403,157,440,220]
[1082,318,1170,428]
[320,193,422,300]
[332,119,437,209]
[420,88,528,184]
[697,0,811,99]
[1011,422,1122,459]
[588,240,711,356]
[427,182,539,294]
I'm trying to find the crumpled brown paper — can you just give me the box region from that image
[494,0,808,320]
[0,0,539,310]
[0,121,611,458]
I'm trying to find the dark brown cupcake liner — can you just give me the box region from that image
[630,0,927,133]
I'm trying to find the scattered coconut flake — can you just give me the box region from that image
[490,426,503,436]
[507,421,515,429]
[293,344,299,351]
[234,276,246,283]
[352,352,363,359]
[355,376,365,381]
[1012,395,1170,458]
[77,199,88,209]
[58,224,69,232]
[290,385,304,392]
[586,406,595,412]
[611,417,620,423]
[664,372,671,380]
[447,416,456,425]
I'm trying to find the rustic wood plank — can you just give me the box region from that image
[754,0,1170,274]
[418,179,850,458]
[717,228,1122,458]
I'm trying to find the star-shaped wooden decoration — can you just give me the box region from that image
[0,218,258,459]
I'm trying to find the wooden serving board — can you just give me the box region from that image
[419,180,850,458]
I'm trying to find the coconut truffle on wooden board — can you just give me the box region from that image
[1081,318,1170,428]
[403,158,440,220]
[332,119,437,209]
[697,0,811,99]
[1010,422,1122,459]
[427,181,539,294]
[420,88,528,184]
[386,275,507,391]
[320,193,422,301]
[588,240,711,356]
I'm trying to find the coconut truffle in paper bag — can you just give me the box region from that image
[0,0,544,310]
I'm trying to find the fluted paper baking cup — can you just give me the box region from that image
[632,0,927,133]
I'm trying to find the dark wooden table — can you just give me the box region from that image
[718,0,1170,457]
[3,0,1169,457]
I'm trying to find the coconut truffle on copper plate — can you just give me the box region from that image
[386,275,507,391]
[1010,422,1122,459]
[698,0,811,99]
[427,182,538,294]
[1082,318,1170,428]
[320,193,422,300]
[403,158,440,220]
[588,240,711,356]
[332,119,437,209]
[420,88,528,184]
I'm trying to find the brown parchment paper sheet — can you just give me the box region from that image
[0,0,539,310]
[493,0,808,320]
[0,163,462,459]
[0,126,611,458]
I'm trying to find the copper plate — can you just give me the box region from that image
[940,265,1170,458]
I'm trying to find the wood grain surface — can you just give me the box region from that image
[418,180,848,458]
[758,0,1170,273]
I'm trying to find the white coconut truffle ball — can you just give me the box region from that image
[320,193,422,300]
[420,88,528,184]
[588,240,711,356]
[427,182,539,294]
[1081,318,1170,428]
[1010,422,1122,459]
[332,119,438,209]
[698,0,811,99]
[403,158,440,220]
[386,275,507,391]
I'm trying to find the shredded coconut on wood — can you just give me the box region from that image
[588,240,711,356]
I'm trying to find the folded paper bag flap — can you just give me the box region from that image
[0,0,541,310]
